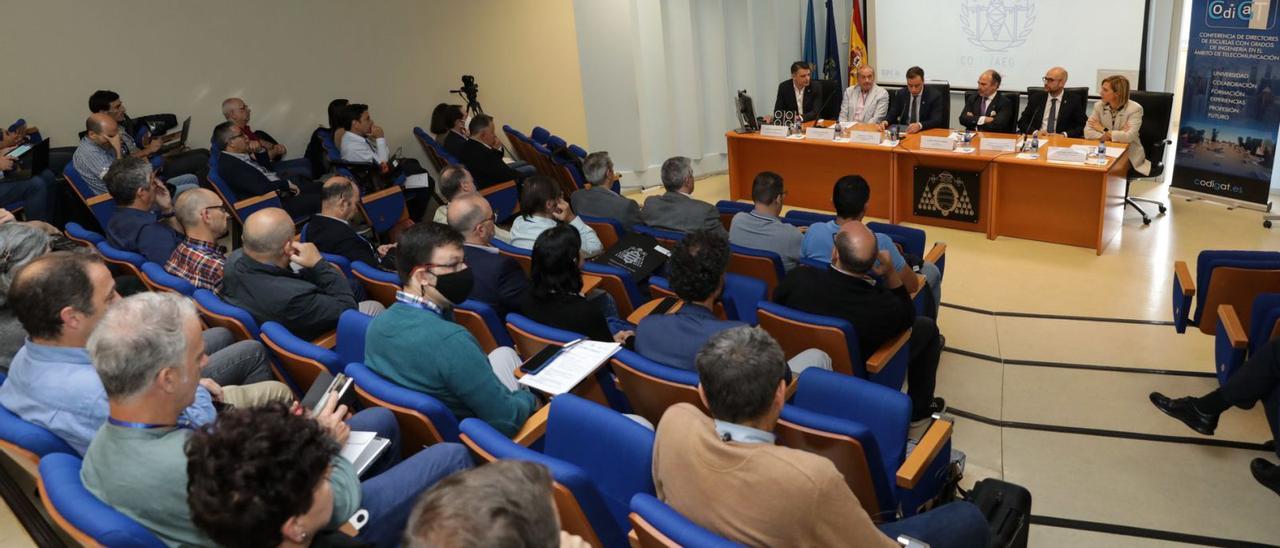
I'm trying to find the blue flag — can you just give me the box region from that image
[802,0,817,72]
[823,0,841,87]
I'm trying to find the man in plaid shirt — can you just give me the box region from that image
[165,189,230,292]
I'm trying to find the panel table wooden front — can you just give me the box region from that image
[892,129,1003,233]
[725,130,895,218]
[990,136,1129,255]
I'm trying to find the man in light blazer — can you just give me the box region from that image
[570,151,642,229]
[839,65,890,125]
[881,66,946,134]
[958,70,1016,133]
[640,156,726,236]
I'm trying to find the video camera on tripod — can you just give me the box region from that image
[451,75,483,116]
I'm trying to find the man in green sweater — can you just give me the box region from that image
[365,223,538,437]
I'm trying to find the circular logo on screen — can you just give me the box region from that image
[959,0,1037,53]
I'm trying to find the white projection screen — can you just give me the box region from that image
[871,0,1147,94]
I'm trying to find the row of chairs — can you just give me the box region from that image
[412,127,520,221]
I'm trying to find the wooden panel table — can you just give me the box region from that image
[892,129,1003,234]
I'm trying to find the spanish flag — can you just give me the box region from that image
[848,0,870,81]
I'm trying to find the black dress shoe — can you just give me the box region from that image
[1251,458,1280,497]
[1149,392,1218,436]
[930,397,947,415]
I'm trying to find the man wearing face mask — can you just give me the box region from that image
[363,223,538,438]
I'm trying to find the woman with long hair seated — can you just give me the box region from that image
[520,224,631,344]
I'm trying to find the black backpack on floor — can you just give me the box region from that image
[965,478,1031,548]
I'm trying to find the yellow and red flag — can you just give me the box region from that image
[848,0,870,81]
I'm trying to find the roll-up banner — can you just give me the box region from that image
[1172,0,1279,208]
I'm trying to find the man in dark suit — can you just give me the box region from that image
[570,151,641,229]
[774,221,944,439]
[771,61,818,122]
[640,156,726,236]
[959,70,1015,133]
[213,121,321,219]
[457,114,525,190]
[304,177,396,270]
[1018,66,1088,137]
[881,66,945,134]
[448,193,527,317]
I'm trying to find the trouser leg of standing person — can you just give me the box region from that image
[876,501,991,548]
[906,316,944,422]
[357,442,472,548]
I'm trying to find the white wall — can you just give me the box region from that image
[0,0,589,168]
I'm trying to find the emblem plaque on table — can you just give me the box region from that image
[913,167,980,223]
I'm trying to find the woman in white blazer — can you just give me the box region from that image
[1084,75,1152,175]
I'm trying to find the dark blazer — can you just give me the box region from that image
[640,192,726,236]
[458,138,522,189]
[885,86,946,130]
[443,130,467,158]
[520,291,612,343]
[635,304,744,371]
[1017,90,1088,137]
[959,92,1016,133]
[305,215,393,270]
[773,265,914,357]
[570,186,643,229]
[772,80,819,121]
[463,244,528,317]
[221,250,357,341]
[219,152,320,218]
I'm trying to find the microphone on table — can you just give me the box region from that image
[813,83,844,124]
[1018,95,1045,151]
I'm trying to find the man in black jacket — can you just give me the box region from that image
[448,193,527,317]
[771,61,818,122]
[1018,66,1088,137]
[773,221,944,437]
[304,177,396,271]
[457,114,526,190]
[222,208,383,340]
[214,121,322,219]
[958,70,1015,133]
[881,66,946,134]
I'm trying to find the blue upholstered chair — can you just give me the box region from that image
[579,214,626,248]
[63,163,115,229]
[193,288,261,341]
[756,301,911,390]
[460,394,655,548]
[504,312,582,361]
[454,299,514,353]
[632,225,685,248]
[530,126,552,144]
[492,238,532,274]
[777,369,954,520]
[714,200,753,231]
[259,310,371,394]
[727,244,785,298]
[646,273,765,325]
[412,127,454,172]
[1173,251,1280,335]
[609,348,703,426]
[63,222,105,248]
[352,260,398,307]
[629,493,742,548]
[0,403,76,472]
[38,454,165,547]
[582,261,648,319]
[1214,293,1280,386]
[206,155,287,226]
[345,362,462,450]
[95,241,145,280]
[139,262,197,296]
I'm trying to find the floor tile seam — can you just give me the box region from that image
[942,347,1217,378]
[941,301,1175,326]
[946,407,1272,451]
[1029,515,1280,548]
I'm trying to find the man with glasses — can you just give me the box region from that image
[728,171,804,271]
[363,223,537,437]
[213,121,323,219]
[165,188,232,292]
[1017,67,1087,138]
[221,97,312,177]
[87,90,210,184]
[448,193,527,317]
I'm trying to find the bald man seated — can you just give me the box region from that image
[774,221,945,439]
[449,192,528,317]
[73,113,199,196]
[222,208,383,340]
[220,97,310,177]
[304,176,396,271]
[1018,66,1088,138]
[165,189,232,292]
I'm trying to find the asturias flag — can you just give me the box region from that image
[823,0,841,87]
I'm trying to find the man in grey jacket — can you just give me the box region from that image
[221,208,382,340]
[569,151,642,229]
[640,156,725,236]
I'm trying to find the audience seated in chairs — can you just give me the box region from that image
[0,223,50,372]
[0,128,55,223]
[164,188,230,292]
[801,175,943,317]
[432,165,513,242]
[635,229,829,375]
[339,103,432,216]
[520,224,632,344]
[306,177,397,271]
[652,326,989,547]
[570,151,642,229]
[221,97,310,176]
[87,90,209,184]
[0,254,289,455]
[510,175,603,258]
[222,208,384,341]
[457,114,533,189]
[429,103,469,158]
[74,113,199,197]
[103,157,185,265]
[403,460,590,548]
[305,98,348,175]
[449,193,527,317]
[81,292,469,547]
[729,171,804,271]
[641,156,726,236]
[214,120,323,219]
[363,222,537,437]
[776,221,945,439]
[1151,337,1280,496]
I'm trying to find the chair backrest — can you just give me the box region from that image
[259,321,341,394]
[206,168,285,227]
[543,136,580,196]
[346,362,461,447]
[352,261,400,307]
[1128,90,1175,177]
[756,301,861,376]
[320,253,353,279]
[866,221,927,259]
[0,403,76,472]
[998,90,1020,124]
[38,453,166,548]
[413,127,450,172]
[454,299,514,353]
[359,185,410,235]
[94,241,145,280]
[64,222,106,248]
[505,313,582,360]
[776,404,889,520]
[492,238,532,275]
[193,288,261,340]
[721,273,768,325]
[632,225,685,248]
[579,215,624,249]
[63,163,115,228]
[502,125,532,163]
[646,276,728,320]
[530,126,552,144]
[812,79,843,120]
[479,179,520,223]
[715,200,753,232]
[782,210,835,227]
[139,262,197,296]
[335,309,374,366]
[925,82,951,122]
[629,493,743,548]
[610,349,704,426]
[727,244,785,298]
[1248,293,1280,356]
[1194,251,1280,335]
[581,261,646,319]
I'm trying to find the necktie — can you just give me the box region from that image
[979,97,989,123]
[1047,98,1059,134]
[909,95,919,123]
